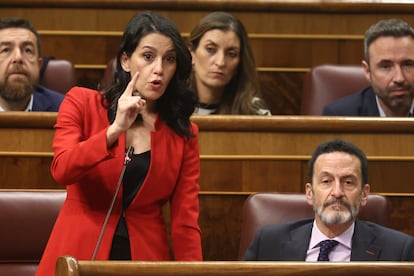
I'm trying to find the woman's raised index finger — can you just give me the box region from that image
[124,72,140,96]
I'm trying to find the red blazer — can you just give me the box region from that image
[37,87,202,276]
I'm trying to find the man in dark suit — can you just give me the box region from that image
[0,17,64,112]
[244,139,414,261]
[323,18,414,117]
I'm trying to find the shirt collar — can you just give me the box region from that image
[309,220,354,250]
[25,94,34,112]
[194,104,218,115]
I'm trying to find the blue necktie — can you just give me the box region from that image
[317,240,339,261]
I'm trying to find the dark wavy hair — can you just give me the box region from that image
[103,11,197,137]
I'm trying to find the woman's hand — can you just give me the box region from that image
[106,72,146,146]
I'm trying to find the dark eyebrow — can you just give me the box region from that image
[204,39,218,46]
[21,41,35,47]
[141,45,156,51]
[341,174,358,180]
[204,39,240,52]
[0,40,35,48]
[0,41,13,47]
[141,45,176,54]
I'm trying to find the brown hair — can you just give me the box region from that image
[189,12,267,114]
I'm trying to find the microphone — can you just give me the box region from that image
[91,145,134,260]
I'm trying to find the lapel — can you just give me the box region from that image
[360,87,381,116]
[32,87,53,111]
[279,221,313,260]
[350,220,381,260]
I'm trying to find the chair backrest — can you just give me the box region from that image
[98,57,116,91]
[238,192,389,259]
[40,58,77,94]
[0,190,66,276]
[300,64,370,115]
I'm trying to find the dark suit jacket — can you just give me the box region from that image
[244,218,414,261]
[32,85,64,111]
[322,87,380,116]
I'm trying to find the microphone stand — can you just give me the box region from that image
[91,146,134,260]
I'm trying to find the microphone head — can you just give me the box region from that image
[124,146,134,165]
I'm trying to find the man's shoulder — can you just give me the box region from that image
[322,87,376,115]
[357,220,414,241]
[35,86,65,100]
[32,86,65,111]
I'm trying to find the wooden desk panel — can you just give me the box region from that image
[1,113,414,191]
[0,156,57,189]
[55,256,414,275]
[1,157,412,193]
[201,159,303,193]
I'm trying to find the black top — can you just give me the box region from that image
[115,150,151,239]
[122,150,151,210]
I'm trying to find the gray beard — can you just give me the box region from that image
[316,203,359,225]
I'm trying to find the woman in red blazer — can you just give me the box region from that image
[37,11,202,276]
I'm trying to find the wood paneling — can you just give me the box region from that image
[2,1,414,114]
[38,33,364,68]
[3,156,414,193]
[40,33,121,65]
[199,193,246,260]
[259,70,304,115]
[201,159,303,193]
[3,114,414,190]
[2,1,414,34]
[0,156,57,189]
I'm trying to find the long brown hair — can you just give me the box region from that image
[189,12,266,114]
